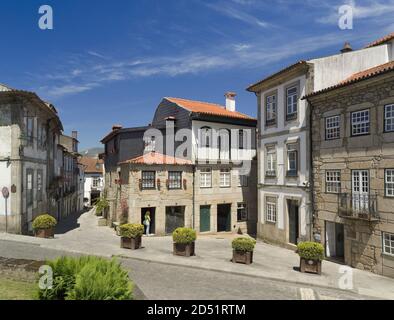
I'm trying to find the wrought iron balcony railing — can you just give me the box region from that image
[338,193,379,221]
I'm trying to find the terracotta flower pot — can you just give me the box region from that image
[35,228,54,239]
[173,242,195,257]
[232,250,253,265]
[299,257,322,275]
[121,236,142,250]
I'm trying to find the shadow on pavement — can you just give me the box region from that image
[54,209,90,235]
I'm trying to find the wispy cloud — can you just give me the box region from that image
[317,0,394,24]
[34,30,373,99]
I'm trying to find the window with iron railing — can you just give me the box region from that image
[141,171,155,189]
[168,171,182,189]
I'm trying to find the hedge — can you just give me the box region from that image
[232,237,256,252]
[172,227,196,244]
[297,242,325,261]
[119,224,144,238]
[32,214,57,230]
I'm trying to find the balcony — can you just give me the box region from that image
[338,193,379,221]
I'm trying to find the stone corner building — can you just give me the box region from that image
[305,61,394,277]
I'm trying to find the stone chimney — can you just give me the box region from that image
[341,42,353,54]
[112,124,123,131]
[225,92,236,112]
[72,131,78,140]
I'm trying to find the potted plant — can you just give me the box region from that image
[119,223,144,250]
[95,197,109,217]
[32,214,57,238]
[172,227,196,257]
[232,237,256,265]
[297,242,324,275]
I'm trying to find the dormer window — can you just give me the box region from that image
[145,136,156,152]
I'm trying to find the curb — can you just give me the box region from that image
[115,254,371,298]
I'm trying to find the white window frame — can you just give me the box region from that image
[351,109,370,136]
[383,232,394,256]
[220,169,231,188]
[385,169,394,197]
[266,146,277,176]
[287,144,298,176]
[92,177,101,188]
[286,86,298,119]
[385,104,394,132]
[200,168,212,188]
[266,94,277,123]
[168,171,182,190]
[142,171,156,189]
[265,197,277,223]
[144,136,156,152]
[326,170,341,193]
[325,115,340,140]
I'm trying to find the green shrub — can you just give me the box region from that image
[232,237,256,252]
[37,256,133,300]
[66,258,133,300]
[32,214,57,230]
[95,197,109,216]
[297,242,325,261]
[172,227,196,244]
[119,224,144,238]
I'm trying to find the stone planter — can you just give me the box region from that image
[299,257,322,275]
[232,250,253,265]
[173,242,195,257]
[35,228,54,239]
[121,236,142,250]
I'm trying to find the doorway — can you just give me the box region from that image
[141,208,155,235]
[165,206,185,234]
[325,221,345,261]
[287,200,299,245]
[200,205,211,232]
[217,204,231,232]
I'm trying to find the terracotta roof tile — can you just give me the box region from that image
[165,97,255,120]
[120,152,192,166]
[80,157,104,174]
[365,32,394,48]
[303,61,394,99]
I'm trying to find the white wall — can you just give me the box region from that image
[84,174,104,203]
[310,45,390,91]
[191,120,256,163]
[0,162,11,217]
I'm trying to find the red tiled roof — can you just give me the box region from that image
[80,157,104,174]
[165,97,255,120]
[365,32,394,48]
[120,152,192,166]
[303,61,394,99]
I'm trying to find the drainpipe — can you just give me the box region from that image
[192,164,196,230]
[307,97,315,243]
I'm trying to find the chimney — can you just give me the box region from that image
[225,92,236,112]
[341,42,353,54]
[72,131,78,140]
[112,124,123,131]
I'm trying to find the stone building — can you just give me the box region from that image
[304,61,394,277]
[101,94,257,235]
[0,84,63,234]
[247,32,394,249]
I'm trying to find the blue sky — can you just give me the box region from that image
[1,0,394,149]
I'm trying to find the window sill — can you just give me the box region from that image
[265,220,277,225]
[286,114,297,122]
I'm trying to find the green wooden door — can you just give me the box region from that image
[200,206,211,232]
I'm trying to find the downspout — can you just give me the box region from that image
[192,164,196,230]
[307,97,315,243]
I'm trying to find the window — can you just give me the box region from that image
[325,115,340,140]
[287,144,298,176]
[26,116,34,145]
[237,203,248,222]
[220,169,231,187]
[286,86,298,120]
[351,110,370,136]
[26,170,33,206]
[200,168,212,188]
[37,170,43,202]
[238,175,248,187]
[326,171,341,193]
[266,146,277,177]
[145,136,156,152]
[385,104,394,132]
[265,197,277,223]
[92,178,101,188]
[386,169,394,197]
[200,127,211,148]
[266,94,277,125]
[383,232,394,256]
[142,171,155,189]
[238,130,244,150]
[168,171,182,189]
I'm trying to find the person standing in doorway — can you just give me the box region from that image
[144,211,151,236]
